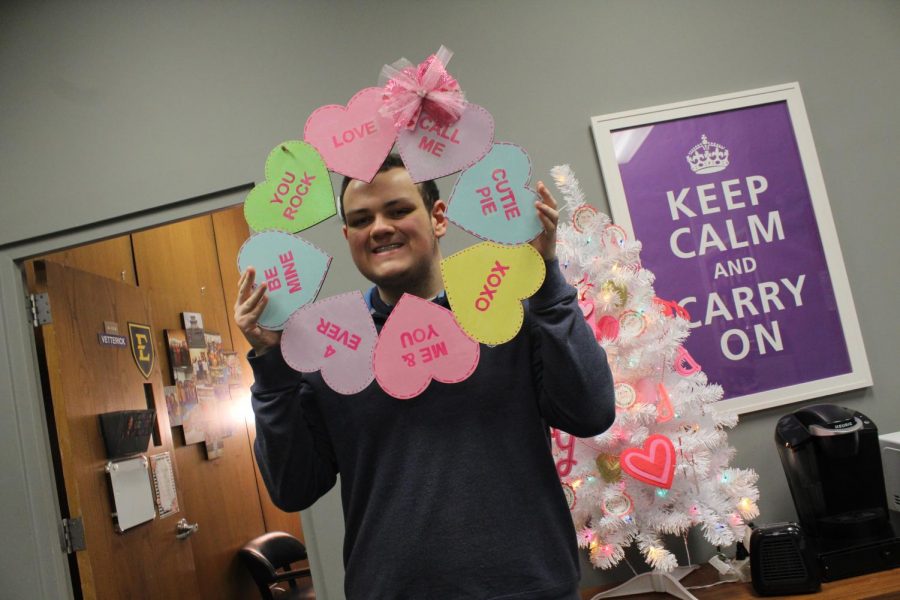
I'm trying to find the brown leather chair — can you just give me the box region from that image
[239,531,316,599]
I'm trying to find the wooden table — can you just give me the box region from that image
[581,563,900,599]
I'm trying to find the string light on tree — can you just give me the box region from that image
[548,165,760,574]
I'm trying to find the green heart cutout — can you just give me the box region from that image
[243,141,336,233]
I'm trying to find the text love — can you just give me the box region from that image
[331,121,377,148]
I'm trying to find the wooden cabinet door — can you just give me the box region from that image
[35,235,138,286]
[32,260,202,600]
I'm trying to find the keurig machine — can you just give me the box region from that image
[775,404,900,581]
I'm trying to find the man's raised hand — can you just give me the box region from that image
[235,267,282,355]
[530,181,559,261]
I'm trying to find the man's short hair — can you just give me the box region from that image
[339,154,440,222]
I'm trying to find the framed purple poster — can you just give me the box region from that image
[591,83,871,414]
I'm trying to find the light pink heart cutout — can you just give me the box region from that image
[674,346,701,375]
[304,87,398,183]
[620,434,676,489]
[281,292,378,395]
[397,103,494,183]
[579,298,594,319]
[373,294,480,399]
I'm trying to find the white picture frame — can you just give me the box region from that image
[590,83,871,415]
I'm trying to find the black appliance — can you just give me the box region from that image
[775,404,900,581]
[749,522,820,596]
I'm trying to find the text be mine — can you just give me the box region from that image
[264,251,302,294]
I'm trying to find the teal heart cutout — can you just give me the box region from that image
[243,141,336,233]
[446,143,542,245]
[236,231,332,330]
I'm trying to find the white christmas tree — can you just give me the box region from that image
[549,166,760,577]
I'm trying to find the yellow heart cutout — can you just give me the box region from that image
[441,242,545,345]
[595,453,622,483]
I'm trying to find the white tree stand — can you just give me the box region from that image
[589,565,700,600]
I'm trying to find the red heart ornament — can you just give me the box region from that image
[594,315,620,342]
[373,294,480,399]
[620,434,676,489]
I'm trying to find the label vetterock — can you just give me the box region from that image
[98,333,128,347]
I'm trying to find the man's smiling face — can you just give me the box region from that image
[342,167,447,302]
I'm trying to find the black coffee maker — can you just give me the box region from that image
[775,404,900,580]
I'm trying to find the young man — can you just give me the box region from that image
[235,155,615,599]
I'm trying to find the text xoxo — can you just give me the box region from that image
[474,261,511,312]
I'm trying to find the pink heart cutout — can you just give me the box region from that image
[594,315,620,342]
[620,434,676,489]
[281,292,378,395]
[656,384,674,423]
[579,298,594,319]
[397,103,494,183]
[373,294,480,399]
[304,87,398,182]
[674,346,701,375]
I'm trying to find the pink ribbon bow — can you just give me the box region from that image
[379,45,466,131]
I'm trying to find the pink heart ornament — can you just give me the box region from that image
[594,315,620,342]
[620,434,676,489]
[674,346,701,376]
[304,87,398,182]
[579,298,595,319]
[397,103,495,183]
[373,294,480,399]
[281,292,378,395]
[656,384,675,423]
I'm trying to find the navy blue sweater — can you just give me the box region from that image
[250,260,615,599]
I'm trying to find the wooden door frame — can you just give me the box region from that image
[0,184,332,600]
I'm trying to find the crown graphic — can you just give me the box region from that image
[685,134,729,174]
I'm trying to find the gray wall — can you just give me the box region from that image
[1,1,898,597]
